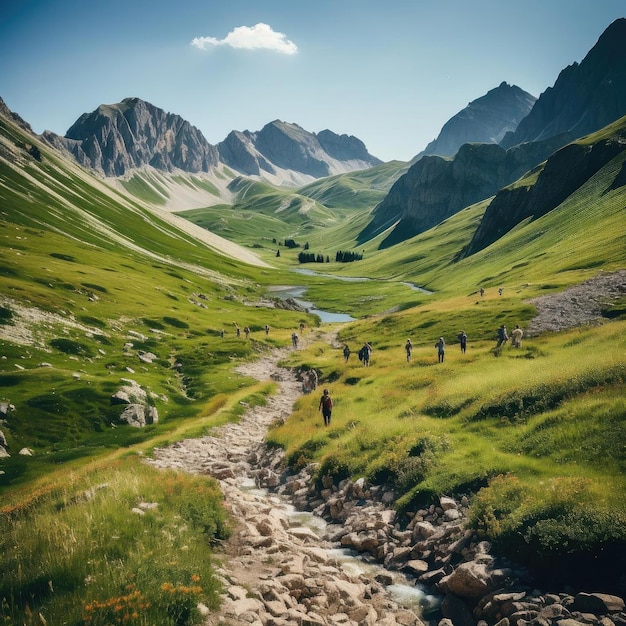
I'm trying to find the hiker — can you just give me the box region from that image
[244,326,250,339]
[291,332,299,348]
[511,324,523,348]
[299,322,305,334]
[319,388,333,426]
[498,287,504,296]
[236,326,241,338]
[265,324,270,335]
[308,369,318,391]
[458,330,467,354]
[359,342,372,366]
[496,324,508,348]
[435,337,445,363]
[405,338,413,363]
[480,287,485,298]
[343,345,351,362]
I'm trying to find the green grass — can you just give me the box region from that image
[271,315,626,585]
[0,457,227,625]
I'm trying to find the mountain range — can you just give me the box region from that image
[365,17,626,248]
[2,18,626,266]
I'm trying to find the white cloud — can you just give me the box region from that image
[191,23,298,55]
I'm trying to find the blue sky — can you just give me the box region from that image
[1,0,624,162]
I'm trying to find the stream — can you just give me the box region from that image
[270,269,433,324]
[148,333,441,625]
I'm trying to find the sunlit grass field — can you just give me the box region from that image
[271,310,626,587]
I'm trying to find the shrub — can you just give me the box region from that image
[468,474,626,589]
[0,305,14,325]
[49,337,93,357]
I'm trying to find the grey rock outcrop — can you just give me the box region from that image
[361,134,567,247]
[461,124,626,257]
[421,82,536,158]
[501,18,626,149]
[110,378,158,427]
[43,97,220,176]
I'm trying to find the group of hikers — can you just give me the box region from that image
[340,323,524,370]
[319,324,524,426]
[223,323,271,339]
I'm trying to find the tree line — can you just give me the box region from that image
[297,250,364,264]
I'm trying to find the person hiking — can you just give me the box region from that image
[511,324,523,348]
[343,345,351,362]
[405,339,413,363]
[291,332,299,348]
[360,342,372,367]
[308,368,318,391]
[319,388,333,426]
[265,324,270,335]
[496,324,508,348]
[458,330,467,354]
[435,337,445,363]
[244,326,250,339]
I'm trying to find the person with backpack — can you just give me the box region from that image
[435,337,445,363]
[458,330,467,354]
[496,324,508,348]
[343,345,351,362]
[511,324,523,348]
[360,342,372,366]
[319,388,333,426]
[405,338,413,363]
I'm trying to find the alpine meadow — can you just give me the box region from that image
[1,17,626,626]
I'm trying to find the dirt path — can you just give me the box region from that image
[147,330,422,626]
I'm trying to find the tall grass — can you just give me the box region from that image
[271,315,626,583]
[1,457,228,625]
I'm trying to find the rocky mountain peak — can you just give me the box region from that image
[217,119,381,184]
[420,82,536,158]
[500,18,626,148]
[55,97,219,176]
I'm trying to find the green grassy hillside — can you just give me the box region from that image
[0,116,318,495]
[266,122,626,591]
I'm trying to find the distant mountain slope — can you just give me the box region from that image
[40,99,382,192]
[501,18,626,148]
[0,98,268,269]
[362,19,626,249]
[359,134,568,247]
[217,120,382,186]
[461,114,626,258]
[419,82,536,158]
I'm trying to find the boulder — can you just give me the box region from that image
[438,561,492,599]
[571,593,625,614]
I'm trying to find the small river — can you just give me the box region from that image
[270,269,432,323]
